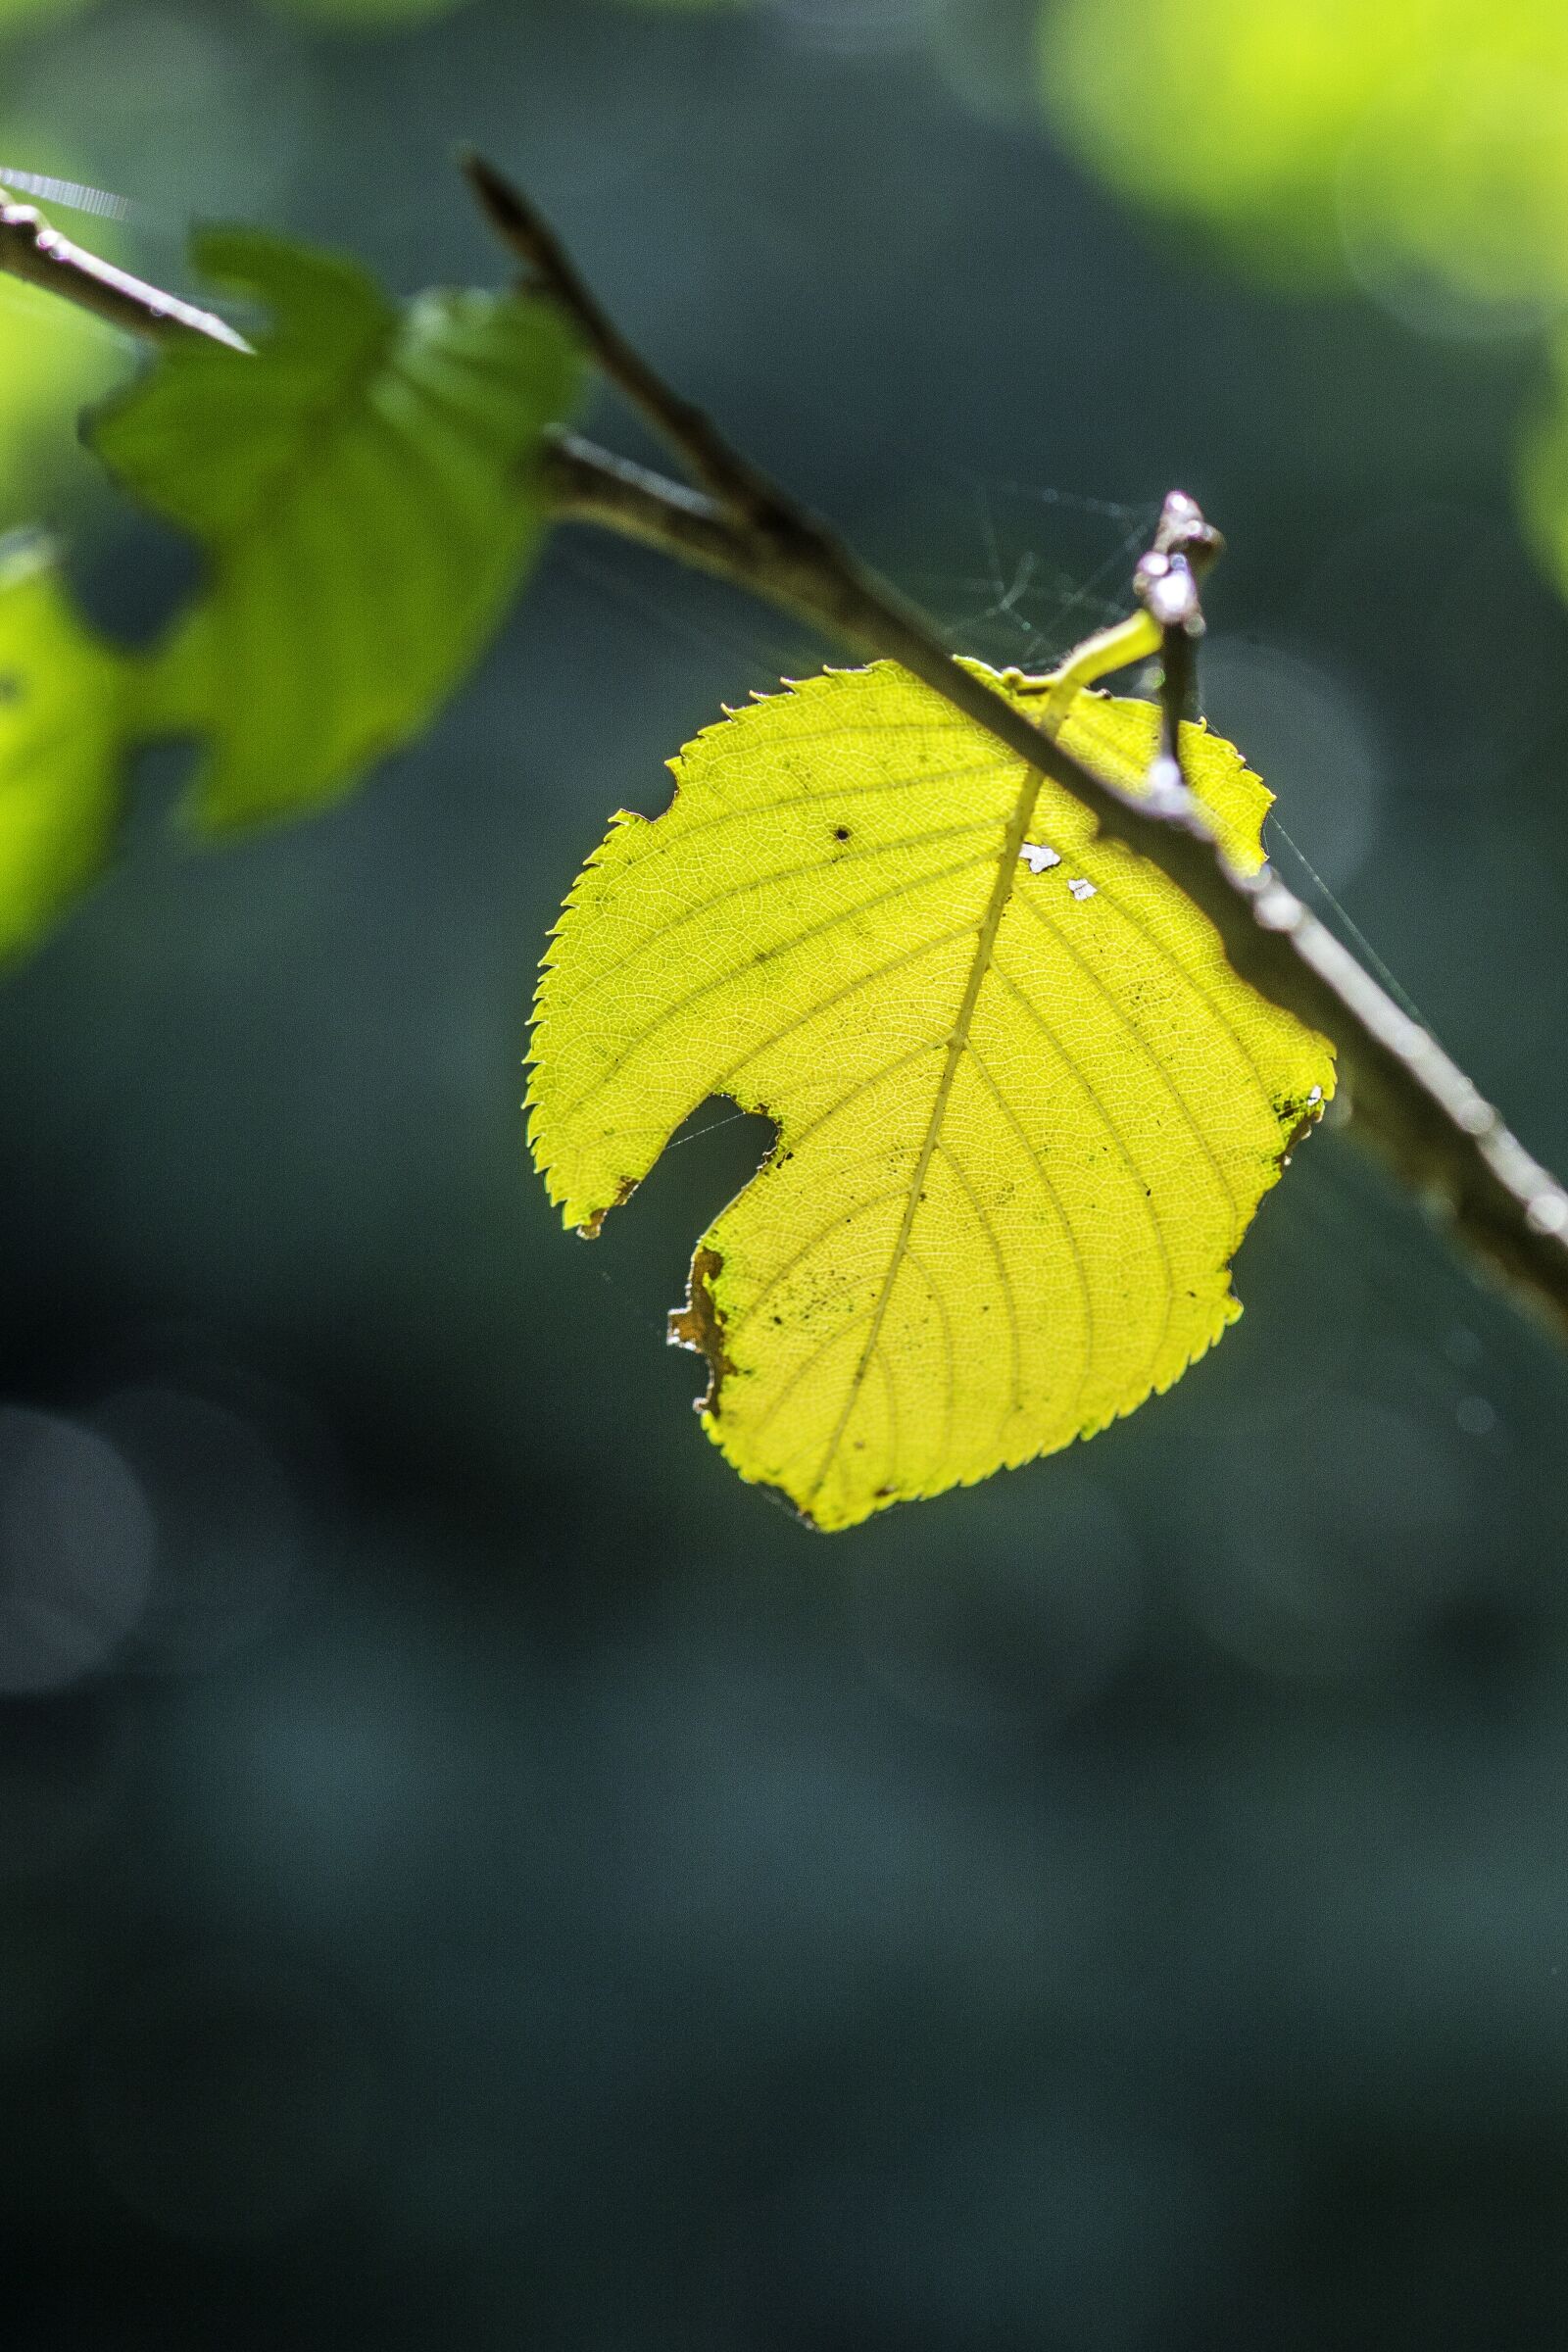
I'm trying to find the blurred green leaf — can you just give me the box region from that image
[263,0,738,22]
[1515,332,1568,599]
[1038,0,1568,321]
[0,272,126,532]
[1037,0,1568,620]
[0,535,125,956]
[262,0,474,21]
[0,0,95,29]
[0,0,740,49]
[91,228,583,830]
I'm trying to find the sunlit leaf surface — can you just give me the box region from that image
[0,535,125,956]
[531,663,1334,1529]
[92,228,582,829]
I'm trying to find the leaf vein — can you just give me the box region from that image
[1010,887,1243,1228]
[549,818,996,1021]
[989,955,1179,1393]
[553,861,990,1126]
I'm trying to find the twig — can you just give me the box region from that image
[12,165,1568,1341]
[474,161,1568,1342]
[0,184,251,354]
[463,151,772,519]
[1135,487,1220,805]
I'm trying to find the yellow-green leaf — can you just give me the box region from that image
[90,228,582,831]
[0,535,126,958]
[529,662,1335,1531]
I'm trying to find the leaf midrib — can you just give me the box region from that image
[802,747,1041,1514]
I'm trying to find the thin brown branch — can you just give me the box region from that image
[541,434,751,577]
[1137,487,1219,803]
[489,163,1568,1342]
[465,152,775,520]
[0,185,251,354]
[13,164,1568,1341]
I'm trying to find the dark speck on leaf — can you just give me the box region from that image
[833,825,850,841]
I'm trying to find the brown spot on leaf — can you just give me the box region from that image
[1276,1088,1328,1167]
[577,1174,637,1240]
[668,1244,734,1419]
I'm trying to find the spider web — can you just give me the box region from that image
[555,459,1527,1470]
[906,470,1163,676]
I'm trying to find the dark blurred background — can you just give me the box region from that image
[4,0,1568,2344]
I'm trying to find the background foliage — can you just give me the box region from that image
[1039,0,1568,618]
[4,1,1568,2346]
